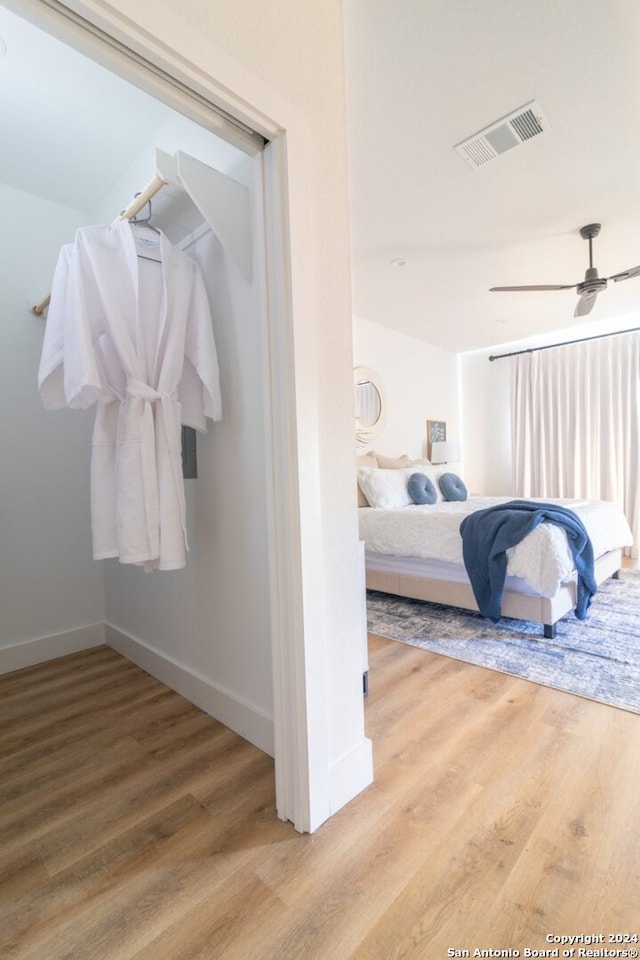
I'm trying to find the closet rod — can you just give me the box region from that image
[116,174,167,224]
[31,174,168,317]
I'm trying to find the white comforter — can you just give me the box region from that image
[358,497,633,597]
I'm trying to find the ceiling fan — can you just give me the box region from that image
[489,223,640,317]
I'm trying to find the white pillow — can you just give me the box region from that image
[357,466,431,508]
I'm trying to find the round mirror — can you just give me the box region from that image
[355,380,381,427]
[354,366,386,448]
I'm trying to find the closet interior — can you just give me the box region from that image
[0,7,275,756]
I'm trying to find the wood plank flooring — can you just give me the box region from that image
[1,638,639,959]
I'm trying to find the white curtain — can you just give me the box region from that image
[511,330,640,557]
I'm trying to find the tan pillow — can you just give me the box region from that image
[356,452,379,506]
[375,453,412,469]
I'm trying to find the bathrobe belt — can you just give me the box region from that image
[120,378,187,564]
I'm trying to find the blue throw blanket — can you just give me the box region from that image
[459,500,597,623]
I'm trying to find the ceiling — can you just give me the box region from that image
[0,5,247,221]
[343,0,640,352]
[0,6,173,214]
[4,2,640,355]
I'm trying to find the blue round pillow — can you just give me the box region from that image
[408,472,438,505]
[438,472,468,501]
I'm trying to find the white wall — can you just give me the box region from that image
[459,347,513,495]
[353,315,461,460]
[351,315,524,498]
[0,183,105,670]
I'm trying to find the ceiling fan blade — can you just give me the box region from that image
[574,290,597,317]
[489,284,576,292]
[608,265,640,283]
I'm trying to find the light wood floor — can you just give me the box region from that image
[2,639,639,960]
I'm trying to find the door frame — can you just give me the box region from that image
[6,0,320,831]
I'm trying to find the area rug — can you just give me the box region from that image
[366,571,640,713]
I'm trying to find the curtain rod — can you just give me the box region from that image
[488,324,640,361]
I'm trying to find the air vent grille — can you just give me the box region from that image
[455,101,549,169]
[511,107,543,141]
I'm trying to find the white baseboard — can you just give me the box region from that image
[329,737,374,817]
[0,623,106,675]
[105,624,275,757]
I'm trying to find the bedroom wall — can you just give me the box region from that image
[0,183,105,671]
[459,346,513,496]
[353,314,462,461]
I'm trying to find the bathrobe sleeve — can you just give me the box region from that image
[37,244,72,408]
[179,263,222,429]
[38,237,104,410]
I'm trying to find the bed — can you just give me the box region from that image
[357,462,633,638]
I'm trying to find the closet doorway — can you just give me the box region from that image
[0,3,308,826]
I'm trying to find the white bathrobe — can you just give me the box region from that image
[38,220,221,570]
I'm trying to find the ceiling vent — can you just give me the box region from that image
[454,101,549,169]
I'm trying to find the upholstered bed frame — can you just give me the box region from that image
[365,547,622,639]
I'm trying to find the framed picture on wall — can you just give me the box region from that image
[426,419,446,460]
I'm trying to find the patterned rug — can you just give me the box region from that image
[366,571,640,713]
